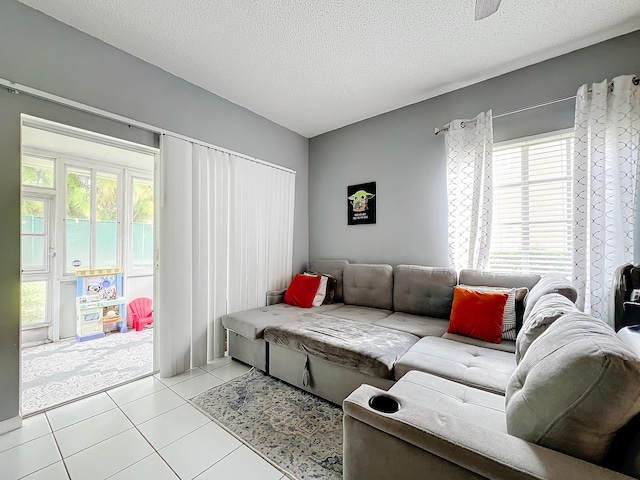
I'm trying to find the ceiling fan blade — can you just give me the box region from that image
[475,0,502,20]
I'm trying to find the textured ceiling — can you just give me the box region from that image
[17,0,640,137]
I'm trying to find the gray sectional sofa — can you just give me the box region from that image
[222,260,540,403]
[221,260,640,479]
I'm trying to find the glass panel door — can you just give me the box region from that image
[20,196,52,328]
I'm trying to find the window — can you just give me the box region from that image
[21,198,47,271]
[65,166,120,273]
[22,154,55,188]
[489,130,573,276]
[131,178,154,271]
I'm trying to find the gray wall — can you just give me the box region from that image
[309,30,640,267]
[0,0,308,424]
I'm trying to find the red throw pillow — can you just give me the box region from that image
[447,286,508,344]
[284,274,322,308]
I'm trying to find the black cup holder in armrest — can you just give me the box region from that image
[368,395,400,414]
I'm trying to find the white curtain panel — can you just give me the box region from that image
[158,135,295,377]
[157,135,193,378]
[226,155,295,315]
[445,110,494,271]
[573,75,640,325]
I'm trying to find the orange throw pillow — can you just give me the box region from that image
[284,274,322,308]
[447,286,508,344]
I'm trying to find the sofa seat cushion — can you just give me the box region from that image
[394,336,516,395]
[263,313,419,378]
[373,312,449,338]
[441,333,516,353]
[327,305,392,324]
[389,370,507,432]
[222,303,344,339]
[506,312,640,465]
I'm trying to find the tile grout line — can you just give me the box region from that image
[45,413,72,480]
[46,400,119,434]
[102,451,157,480]
[106,378,169,407]
[191,443,243,480]
[12,361,249,480]
[155,367,208,388]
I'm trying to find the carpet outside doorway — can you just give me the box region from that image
[22,328,153,414]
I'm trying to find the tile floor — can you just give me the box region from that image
[0,358,294,480]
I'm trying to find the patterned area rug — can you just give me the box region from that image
[191,369,343,480]
[22,328,153,414]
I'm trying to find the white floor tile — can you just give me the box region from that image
[0,434,61,480]
[120,388,185,425]
[195,445,283,480]
[170,373,224,399]
[138,403,210,450]
[159,422,242,480]
[156,367,206,387]
[108,453,179,480]
[200,356,232,372]
[0,414,51,453]
[107,376,167,406]
[209,361,251,382]
[21,461,69,480]
[64,428,153,480]
[54,408,133,457]
[46,393,117,431]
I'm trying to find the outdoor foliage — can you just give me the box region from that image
[21,281,46,326]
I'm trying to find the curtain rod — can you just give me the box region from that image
[434,75,640,135]
[0,77,296,175]
[434,95,575,135]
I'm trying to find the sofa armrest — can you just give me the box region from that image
[343,384,630,480]
[266,289,286,306]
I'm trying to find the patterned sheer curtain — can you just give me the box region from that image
[573,75,640,325]
[445,110,494,271]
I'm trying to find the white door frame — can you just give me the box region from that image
[20,192,57,343]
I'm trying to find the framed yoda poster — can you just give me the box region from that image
[347,182,376,225]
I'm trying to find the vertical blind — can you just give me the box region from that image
[158,135,295,378]
[489,130,574,276]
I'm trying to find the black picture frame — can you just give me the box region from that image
[347,182,376,225]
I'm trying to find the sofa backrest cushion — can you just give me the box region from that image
[515,293,579,363]
[393,265,456,318]
[459,269,541,291]
[522,273,577,324]
[460,270,541,332]
[505,312,640,465]
[343,264,393,310]
[309,259,349,302]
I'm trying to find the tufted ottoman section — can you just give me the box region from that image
[394,336,516,395]
[389,370,507,432]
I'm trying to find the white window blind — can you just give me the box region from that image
[489,130,574,276]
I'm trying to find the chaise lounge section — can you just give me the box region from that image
[343,312,640,479]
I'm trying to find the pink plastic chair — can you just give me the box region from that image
[128,297,154,331]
